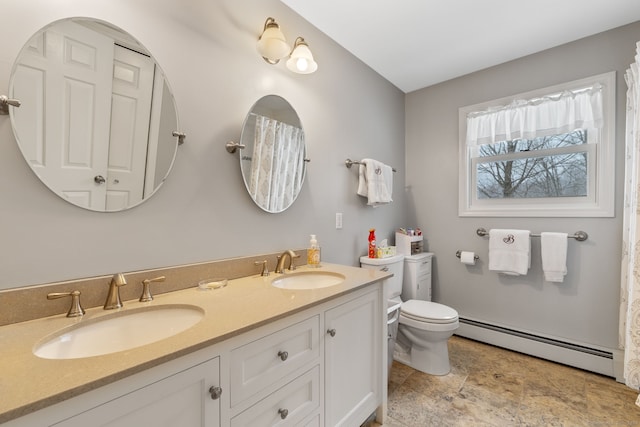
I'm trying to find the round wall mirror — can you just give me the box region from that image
[239,95,307,213]
[9,17,180,212]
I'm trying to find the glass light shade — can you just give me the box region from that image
[257,25,289,63]
[286,41,318,74]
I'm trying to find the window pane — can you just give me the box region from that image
[478,129,587,157]
[476,151,588,199]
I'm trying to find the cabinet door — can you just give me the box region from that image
[54,357,221,427]
[417,274,432,301]
[325,290,381,427]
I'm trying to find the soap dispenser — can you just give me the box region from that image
[307,234,321,267]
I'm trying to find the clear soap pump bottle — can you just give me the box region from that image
[307,234,321,267]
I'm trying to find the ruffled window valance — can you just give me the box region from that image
[466,85,603,146]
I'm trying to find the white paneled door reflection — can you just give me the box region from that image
[12,20,155,211]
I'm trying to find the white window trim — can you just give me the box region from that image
[458,71,616,217]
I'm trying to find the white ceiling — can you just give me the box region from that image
[280,0,640,93]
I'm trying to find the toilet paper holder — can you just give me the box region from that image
[456,250,479,261]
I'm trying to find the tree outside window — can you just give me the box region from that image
[476,129,588,199]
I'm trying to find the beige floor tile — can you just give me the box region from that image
[586,374,640,426]
[387,382,438,425]
[381,336,640,427]
[402,366,468,397]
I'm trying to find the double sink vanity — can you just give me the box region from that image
[1,257,390,426]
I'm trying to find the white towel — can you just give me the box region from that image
[357,158,393,206]
[488,229,531,275]
[540,232,568,282]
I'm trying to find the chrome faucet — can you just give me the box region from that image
[275,250,300,274]
[104,273,127,309]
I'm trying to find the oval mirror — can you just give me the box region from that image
[239,95,307,213]
[9,18,180,212]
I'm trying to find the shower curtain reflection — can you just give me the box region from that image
[249,115,305,212]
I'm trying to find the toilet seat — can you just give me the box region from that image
[400,300,458,324]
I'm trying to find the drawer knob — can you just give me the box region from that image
[278,408,289,419]
[277,350,289,361]
[380,266,389,272]
[327,328,336,337]
[209,386,222,400]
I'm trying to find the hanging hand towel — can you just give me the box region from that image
[357,158,393,206]
[488,229,531,275]
[540,232,568,282]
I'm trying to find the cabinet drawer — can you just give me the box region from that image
[231,366,319,427]
[230,315,319,406]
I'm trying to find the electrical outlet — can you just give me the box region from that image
[335,212,343,229]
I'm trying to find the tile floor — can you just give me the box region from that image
[382,336,640,426]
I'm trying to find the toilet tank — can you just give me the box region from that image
[360,254,405,300]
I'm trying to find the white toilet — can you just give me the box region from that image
[360,253,459,376]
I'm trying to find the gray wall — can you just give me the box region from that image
[0,0,406,289]
[405,21,640,351]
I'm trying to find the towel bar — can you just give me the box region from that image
[476,227,588,242]
[345,158,397,172]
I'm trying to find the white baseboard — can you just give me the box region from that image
[456,320,616,378]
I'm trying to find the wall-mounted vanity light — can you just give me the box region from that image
[256,18,317,74]
[256,17,290,64]
[286,37,317,74]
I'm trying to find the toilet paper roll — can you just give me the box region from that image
[460,251,477,265]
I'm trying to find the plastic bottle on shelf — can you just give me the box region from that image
[368,229,377,258]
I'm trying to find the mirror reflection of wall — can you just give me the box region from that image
[9,17,180,212]
[239,95,307,213]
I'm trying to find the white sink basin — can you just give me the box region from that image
[271,271,346,290]
[34,304,204,360]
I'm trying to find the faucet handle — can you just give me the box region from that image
[47,290,85,318]
[140,276,166,302]
[254,260,269,276]
[289,253,301,271]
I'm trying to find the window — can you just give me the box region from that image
[458,72,615,217]
[476,129,590,199]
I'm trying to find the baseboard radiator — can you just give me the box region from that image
[457,317,620,379]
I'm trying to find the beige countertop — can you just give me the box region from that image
[0,263,390,424]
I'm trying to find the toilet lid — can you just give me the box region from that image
[401,300,458,324]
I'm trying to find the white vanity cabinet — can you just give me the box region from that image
[6,280,384,427]
[325,289,382,426]
[54,357,221,427]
